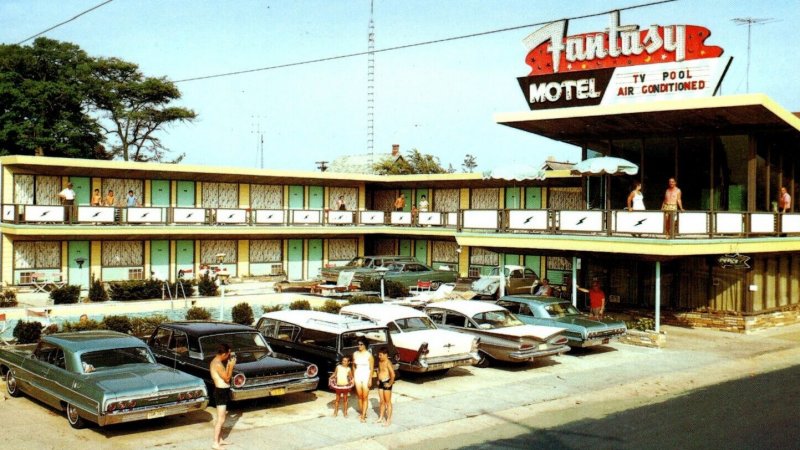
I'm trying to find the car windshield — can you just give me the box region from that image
[199,332,272,361]
[341,328,389,349]
[396,316,436,332]
[345,257,371,268]
[544,302,582,318]
[471,310,523,329]
[384,263,403,272]
[488,267,510,277]
[80,346,155,372]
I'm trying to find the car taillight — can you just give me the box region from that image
[106,403,116,413]
[232,373,246,388]
[306,364,319,378]
[418,342,430,356]
[178,392,186,401]
[519,341,533,350]
[471,338,480,352]
[127,400,136,408]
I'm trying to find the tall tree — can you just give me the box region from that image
[90,57,196,162]
[373,148,448,175]
[462,154,478,173]
[0,38,102,158]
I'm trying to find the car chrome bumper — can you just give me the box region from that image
[574,334,626,348]
[98,398,208,426]
[401,354,477,373]
[230,377,319,401]
[506,344,570,361]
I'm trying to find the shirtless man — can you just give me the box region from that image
[375,347,396,426]
[210,343,236,449]
[661,178,684,234]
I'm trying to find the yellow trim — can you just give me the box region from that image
[143,240,151,281]
[282,240,289,275]
[323,187,329,209]
[61,242,68,277]
[90,241,101,281]
[358,183,366,209]
[2,235,13,285]
[499,188,505,209]
[460,188,470,209]
[304,186,309,209]
[196,183,202,208]
[170,180,177,207]
[2,166,14,204]
[91,178,102,197]
[283,186,289,209]
[194,240,201,275]
[62,176,69,189]
[144,180,151,207]
[426,240,432,266]
[239,184,250,209]
[541,256,547,279]
[302,239,308,280]
[357,236,364,257]
[238,240,249,277]
[169,240,177,283]
[323,239,329,268]
[542,187,548,208]
[458,245,469,278]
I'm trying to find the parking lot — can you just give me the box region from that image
[2,322,799,450]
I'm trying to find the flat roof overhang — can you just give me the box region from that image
[494,94,800,145]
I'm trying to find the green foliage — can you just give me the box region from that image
[626,317,656,332]
[168,279,195,297]
[12,321,42,344]
[360,278,408,298]
[108,279,162,301]
[197,273,218,297]
[62,318,103,332]
[186,306,212,321]
[43,324,59,335]
[315,300,343,314]
[373,148,448,175]
[262,304,284,314]
[88,275,108,302]
[0,289,18,307]
[462,154,478,173]
[231,302,254,325]
[346,295,383,305]
[130,314,169,338]
[102,315,132,334]
[50,284,81,304]
[289,299,311,311]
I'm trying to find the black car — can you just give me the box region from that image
[147,322,319,401]
[255,310,399,376]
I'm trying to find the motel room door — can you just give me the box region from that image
[176,240,194,276]
[308,186,324,209]
[151,180,170,222]
[68,177,91,205]
[288,186,304,209]
[505,187,521,209]
[150,240,169,281]
[414,240,427,264]
[398,240,412,257]
[68,241,90,289]
[307,239,323,280]
[176,181,195,207]
[287,239,303,281]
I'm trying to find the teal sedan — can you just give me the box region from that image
[496,296,627,348]
[365,261,458,289]
[0,331,208,428]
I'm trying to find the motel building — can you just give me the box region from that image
[2,12,800,333]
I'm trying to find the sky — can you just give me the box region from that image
[1,0,798,172]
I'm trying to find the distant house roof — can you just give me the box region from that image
[541,157,575,171]
[329,153,405,174]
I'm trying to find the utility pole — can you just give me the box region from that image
[731,17,777,92]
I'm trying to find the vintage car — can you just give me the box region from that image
[362,261,459,289]
[471,265,540,298]
[147,322,319,401]
[320,255,419,283]
[256,310,399,376]
[496,296,627,348]
[340,303,480,372]
[0,331,208,429]
[424,300,569,367]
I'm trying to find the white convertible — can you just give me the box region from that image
[340,304,480,373]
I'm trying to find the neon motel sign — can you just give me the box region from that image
[518,11,732,109]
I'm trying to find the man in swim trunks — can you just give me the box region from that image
[210,343,236,449]
[352,339,374,423]
[662,177,684,235]
[376,347,396,426]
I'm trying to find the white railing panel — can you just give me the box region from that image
[390,211,412,225]
[255,209,285,224]
[419,212,443,226]
[127,207,165,223]
[77,206,115,223]
[750,213,775,233]
[715,212,744,234]
[216,208,247,224]
[3,205,15,222]
[677,212,707,234]
[462,210,499,229]
[558,210,604,233]
[508,210,548,231]
[24,205,65,222]
[328,210,354,224]
[291,210,322,225]
[613,211,664,234]
[359,211,385,224]
[781,214,800,233]
[173,207,206,224]
[447,212,458,227]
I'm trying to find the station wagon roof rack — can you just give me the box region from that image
[307,317,378,329]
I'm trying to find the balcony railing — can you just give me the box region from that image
[2,204,798,238]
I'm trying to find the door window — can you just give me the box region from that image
[277,322,301,341]
[169,331,189,357]
[297,328,338,349]
[427,310,444,324]
[497,301,520,314]
[444,313,466,327]
[152,328,172,349]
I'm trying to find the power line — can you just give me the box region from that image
[173,0,677,84]
[16,0,115,45]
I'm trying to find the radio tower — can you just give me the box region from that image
[731,17,777,92]
[366,0,375,161]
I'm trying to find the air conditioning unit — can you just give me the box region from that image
[128,268,144,280]
[270,264,284,276]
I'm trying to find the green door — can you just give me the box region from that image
[151,180,170,207]
[504,254,520,266]
[398,240,411,257]
[177,181,195,207]
[68,241,90,289]
[288,186,304,209]
[69,177,91,205]
[524,255,541,277]
[307,239,323,280]
[400,189,412,212]
[176,240,194,273]
[151,240,170,280]
[308,186,324,209]
[287,239,303,280]
[525,187,542,209]
[505,187,521,209]
[414,240,428,264]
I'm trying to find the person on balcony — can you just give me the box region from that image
[104,189,117,206]
[394,193,406,211]
[126,190,141,207]
[90,189,103,206]
[419,195,429,212]
[779,186,792,213]
[58,182,76,223]
[661,178,684,234]
[627,182,645,211]
[335,195,347,210]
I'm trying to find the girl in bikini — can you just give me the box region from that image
[352,339,374,423]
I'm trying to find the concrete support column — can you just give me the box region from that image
[458,245,469,278]
[572,256,578,307]
[237,240,248,277]
[655,260,661,333]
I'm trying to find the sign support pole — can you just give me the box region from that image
[655,261,661,333]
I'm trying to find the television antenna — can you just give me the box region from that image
[731,17,777,92]
[366,0,375,163]
[250,115,265,169]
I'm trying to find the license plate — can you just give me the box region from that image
[270,387,286,396]
[538,344,548,350]
[147,410,166,420]
[439,361,455,369]
[602,338,610,344]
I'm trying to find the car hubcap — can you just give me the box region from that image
[6,372,16,393]
[67,404,79,424]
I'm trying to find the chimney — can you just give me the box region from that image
[391,144,400,157]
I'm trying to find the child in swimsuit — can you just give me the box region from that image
[376,347,396,426]
[330,356,354,417]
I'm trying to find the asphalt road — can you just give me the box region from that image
[1,323,798,450]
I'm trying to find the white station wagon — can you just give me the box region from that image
[340,304,480,373]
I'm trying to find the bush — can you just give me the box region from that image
[289,299,311,310]
[0,289,18,307]
[43,324,59,335]
[347,295,383,305]
[626,317,656,332]
[316,299,342,314]
[197,273,218,297]
[360,278,408,298]
[168,279,195,298]
[61,318,103,332]
[88,275,108,302]
[108,279,162,301]
[12,321,42,344]
[102,315,133,334]
[186,306,212,321]
[131,314,169,338]
[50,284,81,304]
[231,302,254,325]
[262,304,284,314]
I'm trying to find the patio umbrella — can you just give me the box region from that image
[570,156,639,176]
